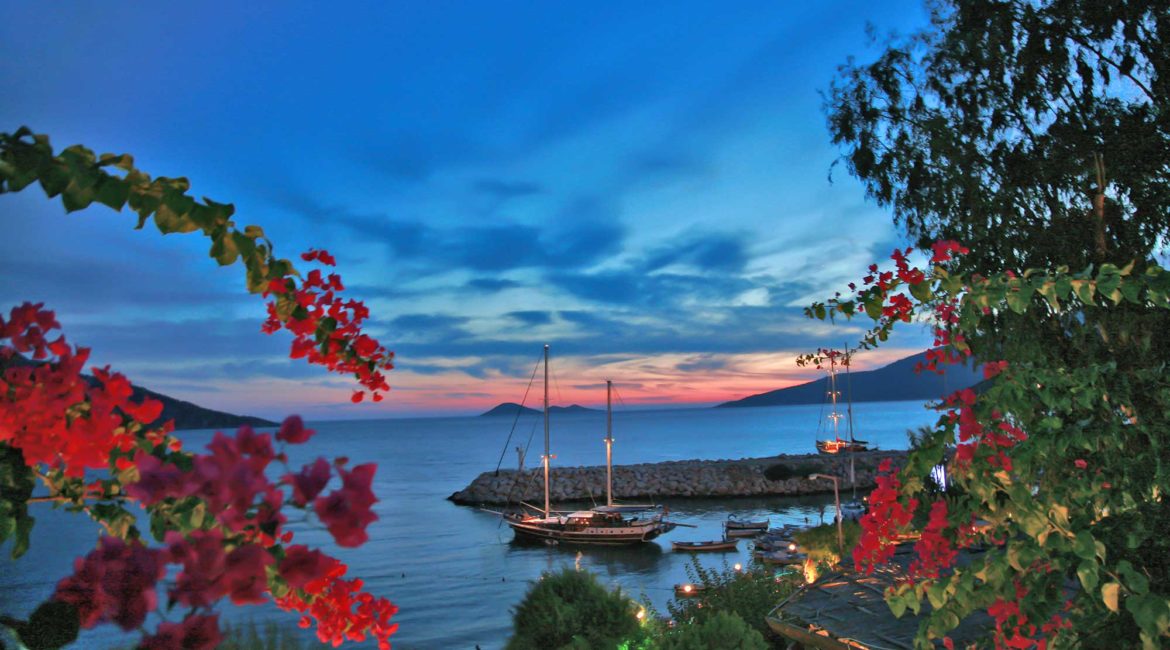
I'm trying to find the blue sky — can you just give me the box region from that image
[0,1,937,418]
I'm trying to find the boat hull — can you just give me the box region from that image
[671,540,738,552]
[815,439,870,454]
[506,517,671,546]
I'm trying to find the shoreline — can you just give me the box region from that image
[447,449,907,506]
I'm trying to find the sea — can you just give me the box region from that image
[0,400,939,649]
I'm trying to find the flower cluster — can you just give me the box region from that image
[264,250,393,403]
[0,303,170,477]
[853,459,917,573]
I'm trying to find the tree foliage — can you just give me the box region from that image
[656,611,768,650]
[506,568,647,650]
[827,0,1169,275]
[805,244,1170,648]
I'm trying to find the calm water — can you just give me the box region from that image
[0,401,938,649]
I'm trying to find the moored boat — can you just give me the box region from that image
[815,348,871,455]
[503,350,675,546]
[671,539,739,552]
[724,516,769,537]
[755,548,807,565]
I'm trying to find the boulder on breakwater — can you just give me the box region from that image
[446,450,908,506]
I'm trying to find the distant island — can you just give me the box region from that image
[716,350,981,408]
[2,354,276,430]
[479,402,600,417]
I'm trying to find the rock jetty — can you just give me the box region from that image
[447,450,907,506]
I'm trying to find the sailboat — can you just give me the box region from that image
[815,349,870,455]
[504,346,676,546]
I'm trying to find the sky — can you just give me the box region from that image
[0,1,939,419]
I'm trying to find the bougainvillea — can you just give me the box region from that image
[0,130,399,649]
[802,244,1170,648]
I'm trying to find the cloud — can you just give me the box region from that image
[642,231,749,274]
[506,310,552,326]
[277,193,625,273]
[472,178,544,200]
[464,278,524,293]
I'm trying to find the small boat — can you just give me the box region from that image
[755,549,807,565]
[754,537,799,553]
[674,583,708,597]
[838,499,866,522]
[725,516,769,531]
[671,539,739,552]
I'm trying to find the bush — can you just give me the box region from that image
[658,611,767,650]
[667,558,797,639]
[763,462,820,482]
[507,567,648,650]
[793,522,860,565]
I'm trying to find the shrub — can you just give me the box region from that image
[666,558,797,639]
[658,611,768,650]
[763,462,820,482]
[507,567,647,650]
[794,522,860,565]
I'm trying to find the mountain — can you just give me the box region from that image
[479,403,601,417]
[133,384,277,431]
[2,354,276,430]
[715,350,981,408]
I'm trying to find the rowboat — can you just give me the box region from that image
[725,516,769,532]
[671,539,739,552]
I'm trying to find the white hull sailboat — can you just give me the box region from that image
[505,346,676,546]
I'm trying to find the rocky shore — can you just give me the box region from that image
[447,450,907,506]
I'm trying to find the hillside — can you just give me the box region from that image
[716,350,981,408]
[479,403,600,417]
[2,354,275,430]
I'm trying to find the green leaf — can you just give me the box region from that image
[210,232,240,265]
[16,601,79,650]
[1077,560,1099,592]
[1102,582,1121,613]
[1074,530,1096,560]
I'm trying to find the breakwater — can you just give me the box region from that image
[447,450,907,506]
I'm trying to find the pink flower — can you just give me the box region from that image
[166,530,228,607]
[223,543,273,605]
[53,536,165,631]
[315,463,379,547]
[1074,459,1088,469]
[125,451,186,504]
[277,415,315,444]
[280,545,342,589]
[140,614,222,650]
[285,458,332,506]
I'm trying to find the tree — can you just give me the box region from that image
[506,568,648,650]
[0,129,398,648]
[827,0,1169,275]
[822,7,1170,646]
[804,243,1170,648]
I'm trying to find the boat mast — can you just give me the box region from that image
[828,354,842,441]
[845,345,856,497]
[543,344,550,518]
[605,379,614,507]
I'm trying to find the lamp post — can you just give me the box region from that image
[809,473,843,553]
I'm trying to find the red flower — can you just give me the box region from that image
[277,415,315,444]
[1074,459,1087,469]
[140,614,222,650]
[983,360,1008,380]
[930,239,969,263]
[315,464,379,547]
